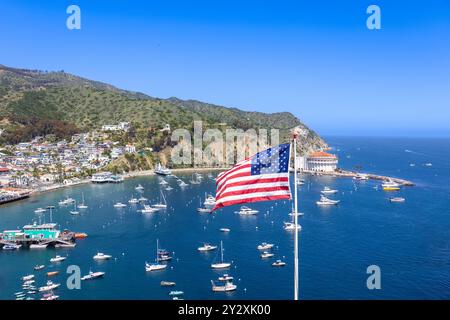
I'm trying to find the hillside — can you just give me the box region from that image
[0,64,327,154]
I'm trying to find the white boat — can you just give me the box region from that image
[38,281,60,292]
[93,252,112,260]
[70,201,79,215]
[23,280,35,285]
[321,187,338,194]
[135,184,144,191]
[128,197,139,204]
[190,173,201,185]
[197,207,211,213]
[353,174,369,181]
[81,270,105,281]
[152,190,167,209]
[257,243,274,250]
[22,275,35,281]
[203,194,216,207]
[283,222,302,231]
[178,180,189,187]
[55,243,76,248]
[138,196,148,202]
[34,265,45,270]
[30,243,48,249]
[289,211,304,216]
[390,197,406,203]
[2,243,22,250]
[198,243,218,252]
[169,290,184,296]
[236,206,258,215]
[261,252,274,258]
[34,208,46,214]
[58,197,75,205]
[145,239,168,272]
[50,255,66,263]
[211,241,231,269]
[424,163,433,167]
[154,163,172,176]
[211,280,237,292]
[382,179,401,189]
[77,193,88,209]
[272,260,286,267]
[113,202,127,208]
[165,186,173,191]
[218,274,233,281]
[141,205,158,213]
[159,179,168,186]
[316,195,340,206]
[220,228,230,233]
[40,294,59,300]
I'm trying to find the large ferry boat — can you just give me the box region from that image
[154,163,172,176]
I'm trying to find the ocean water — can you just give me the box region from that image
[1,137,450,300]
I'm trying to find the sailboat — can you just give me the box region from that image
[152,190,167,209]
[211,241,231,269]
[77,193,88,209]
[145,239,168,271]
[70,201,80,215]
[189,174,201,185]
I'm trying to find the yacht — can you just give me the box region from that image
[353,174,369,181]
[81,271,105,281]
[283,222,302,231]
[211,280,237,292]
[141,205,158,213]
[154,163,172,176]
[198,243,218,252]
[135,184,144,191]
[272,260,286,267]
[128,197,139,204]
[382,180,401,191]
[77,193,88,209]
[390,197,406,203]
[257,243,274,250]
[93,252,112,260]
[321,187,338,195]
[316,195,340,206]
[261,252,274,258]
[34,265,45,271]
[22,275,35,281]
[50,255,66,263]
[3,244,22,250]
[113,202,127,208]
[211,241,231,269]
[58,197,75,206]
[38,281,60,292]
[146,239,168,271]
[236,206,259,215]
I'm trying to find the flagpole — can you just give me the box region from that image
[293,133,299,300]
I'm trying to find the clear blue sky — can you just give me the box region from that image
[1,0,449,137]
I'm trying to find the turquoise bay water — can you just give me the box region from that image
[1,137,450,299]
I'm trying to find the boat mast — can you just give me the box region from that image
[292,131,299,301]
[156,239,159,262]
[221,241,224,263]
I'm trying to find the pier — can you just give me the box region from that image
[296,169,415,186]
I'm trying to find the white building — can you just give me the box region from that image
[305,151,338,173]
[101,122,131,132]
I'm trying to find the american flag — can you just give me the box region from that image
[212,143,292,211]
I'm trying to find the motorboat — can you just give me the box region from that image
[382,180,401,191]
[74,233,88,239]
[198,243,218,252]
[211,280,237,292]
[272,260,286,267]
[165,186,173,191]
[34,265,45,271]
[316,195,340,206]
[257,243,274,250]
[93,252,112,260]
[261,252,274,258]
[236,206,258,215]
[197,207,211,213]
[128,197,139,204]
[138,196,148,202]
[283,222,302,231]
[2,244,22,250]
[38,281,60,292]
[55,243,76,248]
[40,293,59,300]
[390,197,406,203]
[211,241,231,269]
[159,179,168,186]
[220,228,231,233]
[321,187,338,195]
[47,271,59,277]
[30,243,48,249]
[34,208,46,214]
[178,180,189,187]
[203,194,216,207]
[161,281,176,287]
[49,255,66,263]
[22,275,35,281]
[113,202,127,208]
[169,291,184,296]
[141,205,158,213]
[81,271,105,281]
[218,274,234,281]
[135,184,144,191]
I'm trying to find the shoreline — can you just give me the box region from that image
[3,166,414,206]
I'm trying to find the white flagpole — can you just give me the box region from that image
[293,133,299,300]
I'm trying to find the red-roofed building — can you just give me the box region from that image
[306,151,338,172]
